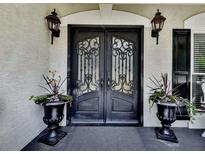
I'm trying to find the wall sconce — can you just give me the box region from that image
[151,9,166,45]
[45,9,61,44]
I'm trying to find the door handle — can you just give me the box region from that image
[100,79,104,88]
[107,71,111,88]
[107,79,111,88]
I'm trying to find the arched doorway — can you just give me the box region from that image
[60,4,151,125]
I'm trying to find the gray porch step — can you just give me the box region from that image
[22,126,205,151]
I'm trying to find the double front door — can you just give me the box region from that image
[69,25,143,125]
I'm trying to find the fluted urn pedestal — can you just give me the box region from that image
[38,101,67,146]
[155,103,178,143]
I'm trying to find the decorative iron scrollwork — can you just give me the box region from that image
[73,35,134,96]
[111,36,134,95]
[74,36,100,96]
[112,74,133,95]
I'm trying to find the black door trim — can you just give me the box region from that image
[67,24,144,126]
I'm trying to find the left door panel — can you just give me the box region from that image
[70,28,105,123]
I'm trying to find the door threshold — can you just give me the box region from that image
[69,120,141,126]
[70,123,141,126]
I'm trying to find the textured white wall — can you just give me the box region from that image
[0,4,50,150]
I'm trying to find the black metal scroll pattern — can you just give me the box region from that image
[75,36,100,96]
[111,36,134,95]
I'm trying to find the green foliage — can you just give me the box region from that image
[59,95,72,102]
[148,73,177,107]
[197,53,205,70]
[148,73,196,122]
[29,95,49,104]
[181,98,197,123]
[29,70,72,105]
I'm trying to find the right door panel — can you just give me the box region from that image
[106,30,140,123]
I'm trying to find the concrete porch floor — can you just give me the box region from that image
[22,126,205,151]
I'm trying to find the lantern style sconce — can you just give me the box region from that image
[151,9,166,45]
[45,9,61,44]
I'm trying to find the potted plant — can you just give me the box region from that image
[29,70,72,146]
[148,73,196,143]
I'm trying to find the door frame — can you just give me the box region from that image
[67,24,144,126]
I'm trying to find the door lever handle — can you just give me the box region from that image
[107,79,111,87]
[100,79,104,88]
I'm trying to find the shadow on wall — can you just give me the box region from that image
[0,97,6,117]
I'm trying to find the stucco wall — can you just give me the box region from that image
[48,3,99,17]
[48,4,205,128]
[0,4,50,150]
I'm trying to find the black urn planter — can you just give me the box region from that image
[38,101,67,146]
[155,103,178,143]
